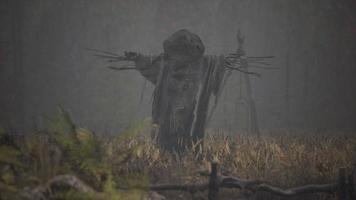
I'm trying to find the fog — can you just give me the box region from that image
[1,0,355,133]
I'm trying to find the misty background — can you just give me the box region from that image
[0,0,355,134]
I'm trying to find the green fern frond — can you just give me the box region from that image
[0,146,22,167]
[118,118,151,139]
[46,106,76,135]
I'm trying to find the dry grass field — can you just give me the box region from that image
[1,110,355,199]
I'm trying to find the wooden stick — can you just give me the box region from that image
[221,176,338,197]
[22,172,341,199]
[247,56,275,59]
[248,61,272,65]
[246,65,279,70]
[225,65,261,77]
[93,54,123,60]
[338,168,347,200]
[20,175,101,200]
[86,48,121,56]
[108,66,136,71]
[208,161,219,200]
[148,183,209,192]
[348,172,355,200]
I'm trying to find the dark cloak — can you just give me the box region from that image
[134,30,226,151]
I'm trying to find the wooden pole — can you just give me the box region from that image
[347,168,355,200]
[242,59,260,135]
[338,168,346,200]
[208,161,219,200]
[236,32,260,135]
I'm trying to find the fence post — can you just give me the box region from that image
[208,161,219,200]
[347,168,355,200]
[338,168,346,200]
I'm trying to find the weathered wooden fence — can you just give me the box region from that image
[21,162,355,200]
[147,162,355,200]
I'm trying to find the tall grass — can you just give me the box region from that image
[0,111,355,199]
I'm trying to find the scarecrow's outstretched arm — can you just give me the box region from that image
[128,52,162,85]
[88,48,161,85]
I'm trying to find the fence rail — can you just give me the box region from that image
[21,162,355,200]
[145,162,355,200]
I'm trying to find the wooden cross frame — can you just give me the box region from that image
[223,31,275,134]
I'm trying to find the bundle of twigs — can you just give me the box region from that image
[87,48,277,77]
[87,48,137,71]
[224,54,277,77]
